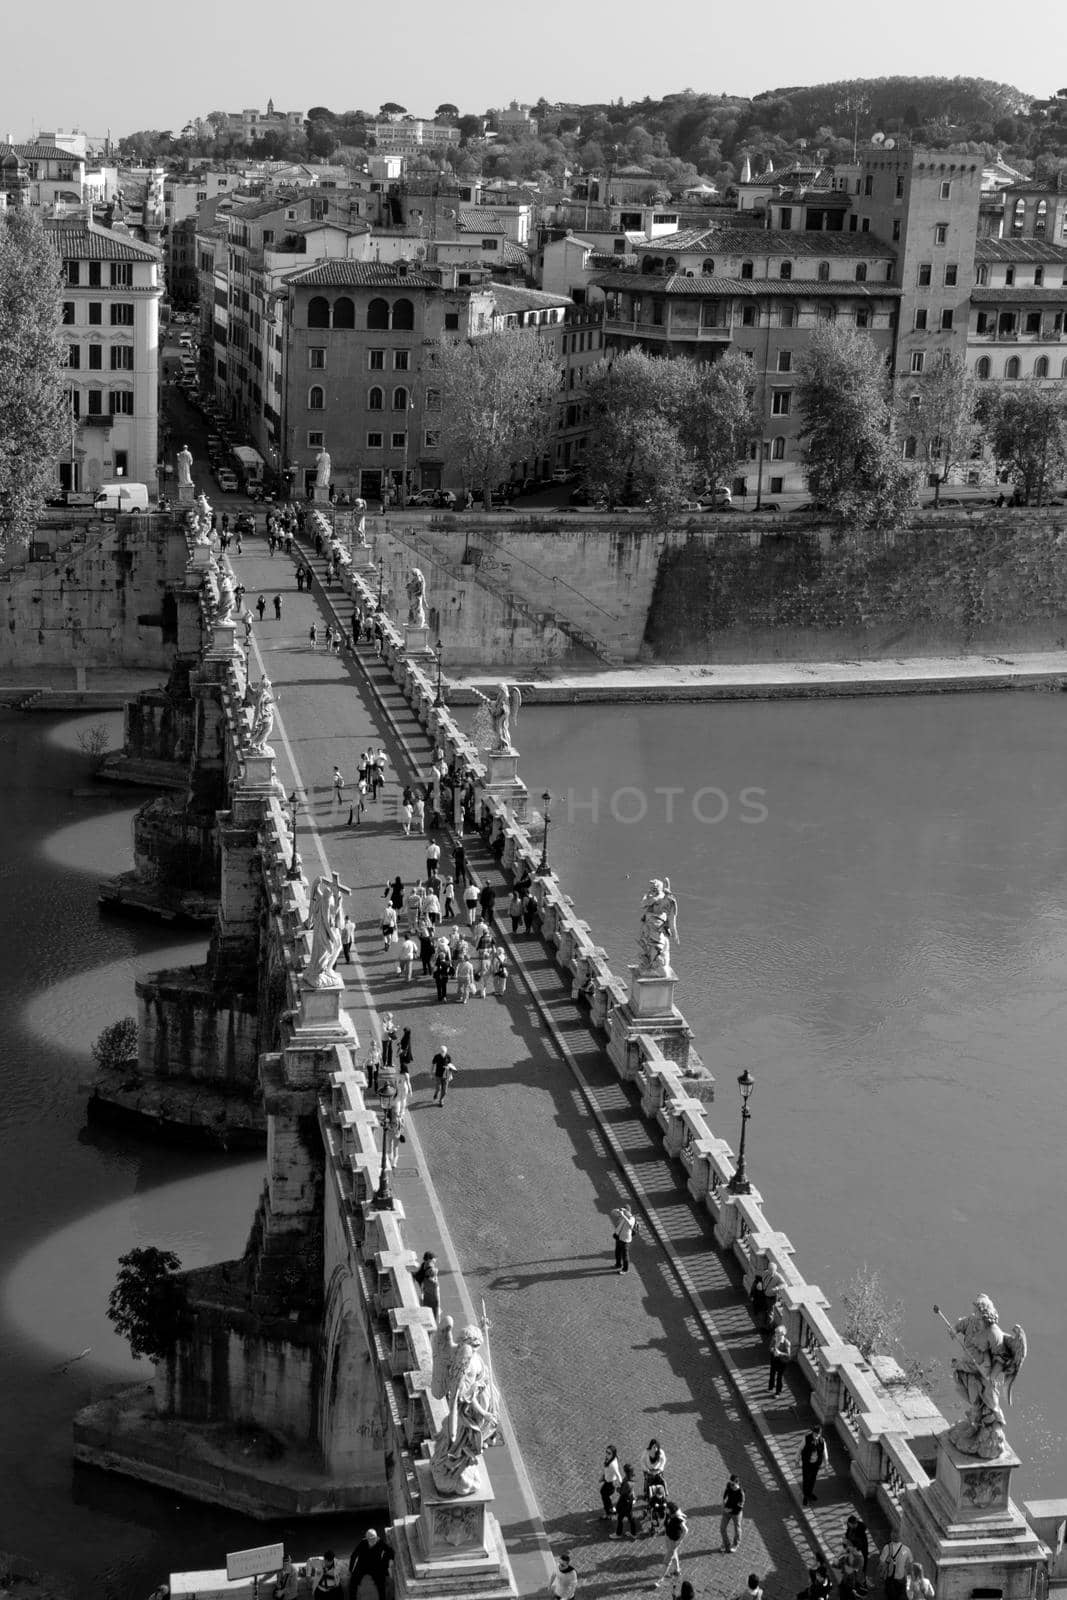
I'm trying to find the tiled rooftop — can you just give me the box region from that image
[592,269,900,299]
[43,221,160,261]
[283,260,439,288]
[975,237,1067,263]
[489,282,572,313]
[639,227,895,258]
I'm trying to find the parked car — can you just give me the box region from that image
[433,489,456,509]
[407,489,435,507]
[234,511,255,535]
[215,469,239,493]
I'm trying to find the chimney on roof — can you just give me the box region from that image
[398,258,409,276]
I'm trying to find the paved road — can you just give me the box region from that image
[227,534,889,1600]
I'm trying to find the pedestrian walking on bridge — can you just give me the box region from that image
[720,1471,745,1552]
[800,1424,828,1506]
[273,593,282,620]
[610,1203,637,1274]
[256,594,266,621]
[548,1553,578,1600]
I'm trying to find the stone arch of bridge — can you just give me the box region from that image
[318,1259,385,1479]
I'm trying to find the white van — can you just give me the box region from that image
[94,482,151,512]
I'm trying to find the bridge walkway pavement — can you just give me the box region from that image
[230,537,891,1600]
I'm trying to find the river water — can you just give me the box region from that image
[0,711,355,1599]
[516,692,1067,1501]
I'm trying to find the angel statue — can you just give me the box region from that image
[216,572,236,622]
[471,682,521,754]
[304,870,351,990]
[247,675,276,754]
[637,878,680,976]
[940,1294,1027,1459]
[429,1317,501,1497]
[406,566,428,629]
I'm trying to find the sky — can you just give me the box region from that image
[4,0,1066,141]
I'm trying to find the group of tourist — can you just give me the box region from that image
[268,1533,394,1600]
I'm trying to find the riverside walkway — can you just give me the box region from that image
[230,533,890,1600]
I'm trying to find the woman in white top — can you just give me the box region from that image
[906,1563,934,1600]
[641,1438,667,1500]
[600,1445,623,1519]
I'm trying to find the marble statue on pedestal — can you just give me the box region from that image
[429,1317,501,1497]
[315,447,332,489]
[406,566,428,629]
[248,675,276,754]
[942,1294,1027,1459]
[176,444,193,488]
[304,870,350,989]
[216,573,236,621]
[637,878,679,976]
[472,683,521,753]
[354,497,368,546]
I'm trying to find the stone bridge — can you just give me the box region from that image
[75,518,1060,1600]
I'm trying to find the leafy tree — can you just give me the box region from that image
[437,328,560,507]
[675,350,757,491]
[0,212,70,552]
[92,1017,138,1071]
[583,350,695,509]
[435,103,459,120]
[379,102,407,117]
[107,1247,187,1362]
[978,381,1067,505]
[898,354,977,505]
[796,323,919,531]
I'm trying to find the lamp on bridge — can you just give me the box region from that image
[536,791,552,876]
[373,1068,399,1211]
[727,1068,755,1195]
[286,790,301,881]
[377,556,385,611]
[434,638,444,706]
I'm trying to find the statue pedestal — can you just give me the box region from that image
[405,625,432,654]
[205,618,238,659]
[391,1459,516,1599]
[628,965,679,1018]
[186,544,215,575]
[900,1437,1049,1600]
[607,968,695,1080]
[485,750,519,786]
[177,482,194,507]
[241,749,276,792]
[313,484,330,506]
[295,983,358,1045]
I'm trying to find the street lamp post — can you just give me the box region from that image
[286,789,301,880]
[728,1068,755,1194]
[373,1071,398,1210]
[434,638,444,706]
[377,555,385,611]
[537,790,552,876]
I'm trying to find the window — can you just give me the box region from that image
[306,295,329,328]
[69,389,80,418]
[444,313,460,331]
[88,344,102,370]
[855,309,870,328]
[86,389,102,416]
[910,351,925,374]
[392,297,414,330]
[944,264,958,287]
[391,431,406,448]
[88,262,101,287]
[1034,266,1044,288]
[332,296,355,329]
[976,264,988,285]
[308,385,324,409]
[481,237,498,251]
[818,261,830,282]
[88,302,102,325]
[934,224,948,246]
[108,389,134,415]
[309,348,326,369]
[975,357,991,380]
[110,346,134,370]
[819,305,836,322]
[106,301,132,326]
[740,260,754,280]
[307,430,324,448]
[918,264,932,287]
[849,215,858,232]
[861,217,870,233]
[1025,312,1041,334]
[1035,356,1049,378]
[1005,267,1015,287]
[64,260,80,285]
[855,263,867,282]
[62,301,75,325]
[367,297,389,330]
[914,309,928,331]
[426,386,441,410]
[392,386,409,410]
[780,207,792,229]
[939,180,952,201]
[940,308,954,331]
[110,262,133,287]
[777,350,792,372]
[779,261,792,280]
[1005,356,1020,380]
[903,436,918,460]
[1062,358,1067,378]
[67,343,80,368]
[701,258,716,275]
[895,176,905,199]
[1035,199,1048,237]
[864,175,874,197]
[369,349,385,369]
[1011,198,1026,236]
[771,389,791,416]
[892,219,901,242]
[368,386,384,409]
[771,436,786,460]
[424,429,440,449]
[779,304,796,327]
[741,305,756,326]
[367,432,383,448]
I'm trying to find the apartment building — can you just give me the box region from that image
[968,238,1067,385]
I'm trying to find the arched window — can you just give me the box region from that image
[1035,199,1048,237]
[392,298,414,330]
[1035,356,1049,378]
[779,261,792,280]
[1005,356,1020,380]
[307,295,330,328]
[818,261,830,282]
[701,259,715,275]
[903,436,918,460]
[818,304,836,322]
[368,386,383,410]
[855,263,868,282]
[367,297,389,330]
[641,255,656,274]
[664,256,678,275]
[975,356,991,380]
[393,385,409,410]
[308,385,324,410]
[332,296,355,329]
[1062,357,1067,379]
[771,436,786,460]
[1011,197,1026,236]
[740,260,754,280]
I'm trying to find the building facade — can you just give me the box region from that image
[967,238,1067,386]
[46,221,162,491]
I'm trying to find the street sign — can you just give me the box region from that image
[226,1545,284,1583]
